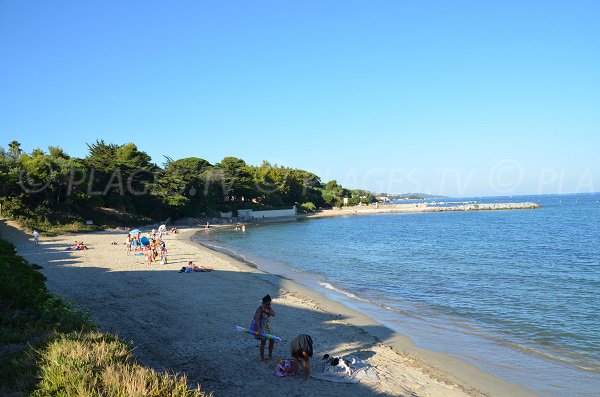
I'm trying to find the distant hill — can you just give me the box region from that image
[378,193,449,200]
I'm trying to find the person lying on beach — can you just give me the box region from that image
[291,334,313,379]
[250,294,276,362]
[179,261,195,273]
[192,263,213,272]
[67,241,88,250]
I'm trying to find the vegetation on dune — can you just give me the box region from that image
[0,238,210,397]
[0,140,377,232]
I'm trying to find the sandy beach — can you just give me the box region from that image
[0,220,536,397]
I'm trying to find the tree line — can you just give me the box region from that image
[0,140,376,230]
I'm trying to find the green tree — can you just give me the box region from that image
[84,140,158,213]
[150,157,213,217]
[217,157,257,204]
[8,140,22,159]
[251,162,324,208]
[322,180,350,207]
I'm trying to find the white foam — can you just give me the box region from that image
[317,281,370,303]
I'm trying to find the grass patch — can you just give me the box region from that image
[32,332,208,397]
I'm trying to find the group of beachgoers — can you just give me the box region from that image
[126,228,169,265]
[250,294,313,379]
[123,226,216,272]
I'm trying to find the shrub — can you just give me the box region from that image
[299,202,316,213]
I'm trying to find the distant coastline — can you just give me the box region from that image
[304,202,541,219]
[176,201,541,229]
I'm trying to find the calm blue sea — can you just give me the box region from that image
[194,193,600,397]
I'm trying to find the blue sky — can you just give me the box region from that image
[1,1,598,196]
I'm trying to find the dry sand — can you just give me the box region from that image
[1,220,537,397]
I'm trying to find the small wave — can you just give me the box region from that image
[317,282,371,303]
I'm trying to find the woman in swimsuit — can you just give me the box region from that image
[250,294,276,362]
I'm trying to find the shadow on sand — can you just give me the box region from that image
[1,220,402,397]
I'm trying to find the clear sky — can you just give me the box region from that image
[1,1,598,197]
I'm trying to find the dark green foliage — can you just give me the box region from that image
[0,140,374,230]
[0,242,48,317]
[299,202,316,213]
[0,240,93,344]
[150,157,215,217]
[347,189,376,206]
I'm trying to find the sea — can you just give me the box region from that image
[193,193,600,397]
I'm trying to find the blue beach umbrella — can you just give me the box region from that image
[129,229,141,235]
[140,236,150,246]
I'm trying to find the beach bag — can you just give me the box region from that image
[275,359,293,377]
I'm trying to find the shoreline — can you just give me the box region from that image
[0,219,536,396]
[190,229,537,397]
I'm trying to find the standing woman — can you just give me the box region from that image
[250,294,276,362]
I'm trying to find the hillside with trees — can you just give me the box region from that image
[0,140,376,233]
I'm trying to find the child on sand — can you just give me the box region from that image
[126,234,132,256]
[250,294,276,362]
[159,245,167,264]
[291,334,313,379]
[146,247,153,265]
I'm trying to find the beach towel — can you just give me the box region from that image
[311,354,379,383]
